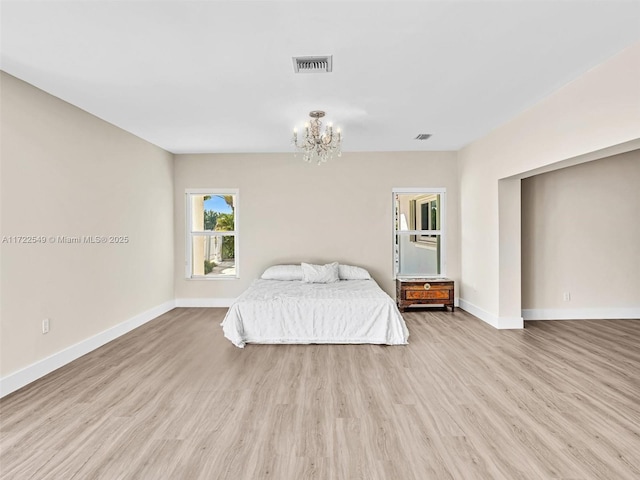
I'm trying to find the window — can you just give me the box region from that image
[393,188,445,277]
[186,189,238,279]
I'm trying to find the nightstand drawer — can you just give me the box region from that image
[396,278,455,312]
[406,289,450,300]
[404,283,450,292]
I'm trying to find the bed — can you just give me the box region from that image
[221,263,409,348]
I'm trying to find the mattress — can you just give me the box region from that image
[221,279,409,348]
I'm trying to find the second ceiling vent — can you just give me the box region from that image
[415,134,433,140]
[293,55,333,74]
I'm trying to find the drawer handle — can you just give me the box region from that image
[423,283,431,290]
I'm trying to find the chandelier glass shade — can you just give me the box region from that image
[292,111,342,164]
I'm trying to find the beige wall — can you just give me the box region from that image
[522,150,640,311]
[174,152,459,299]
[0,72,175,377]
[458,42,640,327]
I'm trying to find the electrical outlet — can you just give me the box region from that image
[563,292,571,302]
[42,318,50,334]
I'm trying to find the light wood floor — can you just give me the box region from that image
[1,308,639,480]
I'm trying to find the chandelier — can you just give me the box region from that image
[292,110,342,164]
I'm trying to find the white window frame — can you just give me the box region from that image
[392,187,446,279]
[185,188,239,280]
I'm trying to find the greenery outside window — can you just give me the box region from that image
[186,189,238,279]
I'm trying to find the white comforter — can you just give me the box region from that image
[221,279,409,348]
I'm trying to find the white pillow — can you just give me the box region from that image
[301,262,340,284]
[339,264,371,280]
[261,265,303,281]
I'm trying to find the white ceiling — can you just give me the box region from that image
[2,1,639,154]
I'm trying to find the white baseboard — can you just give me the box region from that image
[522,307,640,321]
[497,315,525,329]
[458,298,524,329]
[174,298,236,308]
[0,300,176,399]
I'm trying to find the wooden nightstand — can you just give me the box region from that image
[396,278,455,312]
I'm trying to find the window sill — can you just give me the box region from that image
[186,276,239,281]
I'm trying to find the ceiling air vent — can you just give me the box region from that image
[414,134,432,140]
[293,55,333,74]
